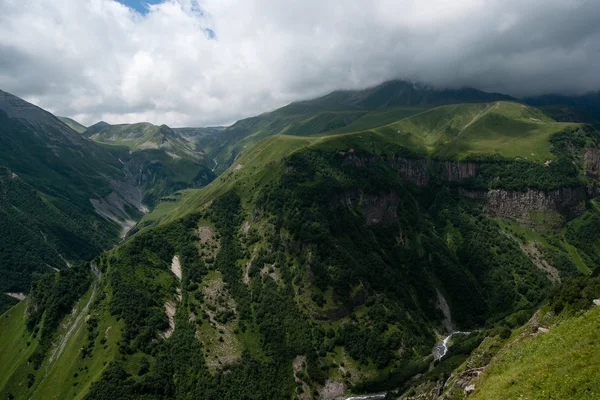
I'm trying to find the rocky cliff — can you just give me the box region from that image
[460,187,587,226]
[342,153,479,186]
[342,152,593,226]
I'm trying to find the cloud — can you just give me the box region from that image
[1,0,599,126]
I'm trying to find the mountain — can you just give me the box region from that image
[524,91,600,128]
[0,90,148,307]
[2,80,600,400]
[58,116,87,133]
[0,90,218,313]
[82,122,216,207]
[203,80,515,174]
[83,122,200,159]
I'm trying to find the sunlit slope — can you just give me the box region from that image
[368,102,581,161]
[140,134,319,227]
[471,306,600,400]
[58,116,87,133]
[85,122,200,159]
[139,101,583,228]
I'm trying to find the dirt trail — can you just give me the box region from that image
[455,102,497,139]
[47,282,97,368]
[46,264,99,370]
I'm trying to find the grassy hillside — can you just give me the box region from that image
[471,306,600,399]
[2,84,599,400]
[342,102,580,162]
[84,122,201,159]
[59,116,87,133]
[0,90,142,294]
[140,101,585,230]
[204,80,515,174]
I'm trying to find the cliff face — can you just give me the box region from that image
[342,152,594,226]
[341,191,399,226]
[460,187,587,226]
[584,147,600,180]
[342,154,478,186]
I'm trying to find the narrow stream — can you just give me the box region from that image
[433,331,471,360]
[343,393,387,400]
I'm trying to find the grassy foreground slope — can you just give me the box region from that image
[471,306,600,400]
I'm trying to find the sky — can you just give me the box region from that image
[0,0,599,127]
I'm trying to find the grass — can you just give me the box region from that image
[139,101,583,233]
[0,301,39,395]
[139,134,318,227]
[472,306,600,399]
[371,102,581,161]
[0,283,124,400]
[496,218,591,275]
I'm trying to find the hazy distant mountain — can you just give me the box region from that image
[58,116,87,133]
[0,89,145,296]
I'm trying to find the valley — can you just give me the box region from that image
[1,81,600,400]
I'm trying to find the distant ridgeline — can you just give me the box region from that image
[0,89,215,310]
[1,81,600,399]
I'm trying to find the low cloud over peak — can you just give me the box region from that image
[1,0,599,127]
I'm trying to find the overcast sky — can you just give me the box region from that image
[1,0,599,127]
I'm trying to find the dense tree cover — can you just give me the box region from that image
[103,213,202,353]
[432,191,550,324]
[0,167,117,292]
[459,126,597,191]
[0,294,18,315]
[207,192,252,320]
[88,194,318,399]
[25,265,92,367]
[548,276,600,314]
[81,136,600,397]
[566,213,600,269]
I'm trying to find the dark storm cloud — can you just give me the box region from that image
[0,0,599,126]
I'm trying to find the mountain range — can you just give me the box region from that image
[0,80,599,400]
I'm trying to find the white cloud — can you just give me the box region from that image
[0,0,599,126]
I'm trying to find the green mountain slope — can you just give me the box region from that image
[84,122,201,159]
[525,91,600,128]
[0,90,146,298]
[204,80,515,174]
[395,276,600,399]
[82,122,216,207]
[58,116,87,133]
[2,87,599,400]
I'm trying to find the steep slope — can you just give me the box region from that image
[3,96,599,399]
[84,122,200,159]
[393,276,600,399]
[0,89,146,298]
[525,91,600,128]
[205,80,515,174]
[58,116,87,133]
[82,122,216,207]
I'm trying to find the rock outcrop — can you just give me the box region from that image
[343,153,480,186]
[584,147,600,180]
[342,191,399,226]
[460,187,587,225]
